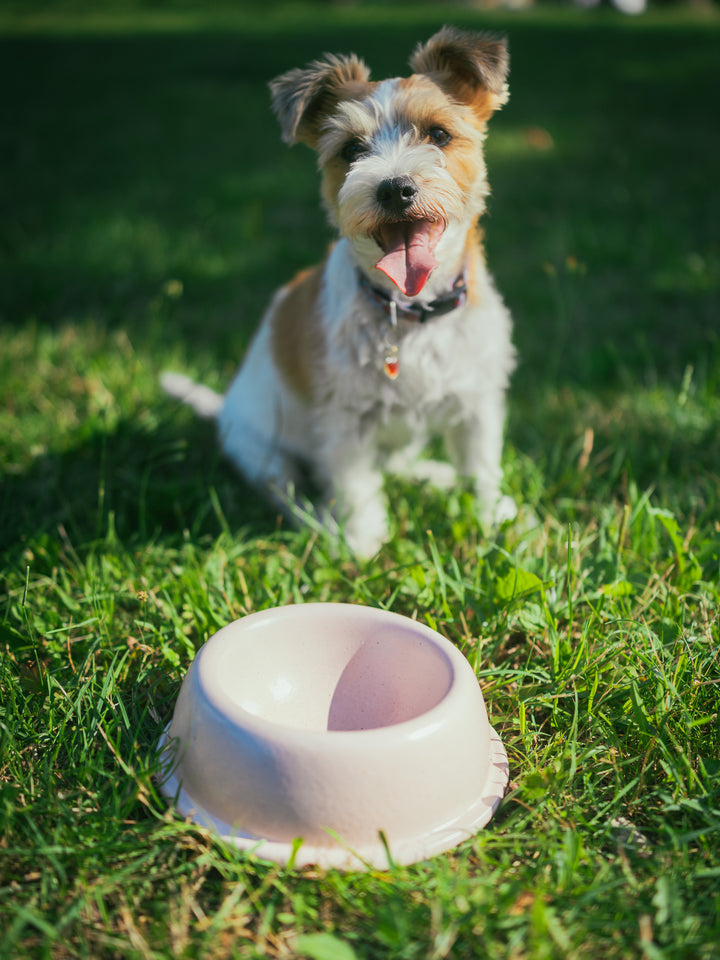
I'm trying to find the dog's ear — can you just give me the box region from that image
[270,54,372,147]
[410,26,509,121]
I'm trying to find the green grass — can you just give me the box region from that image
[1,2,720,957]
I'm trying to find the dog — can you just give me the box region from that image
[162,26,517,556]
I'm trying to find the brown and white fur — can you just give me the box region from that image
[162,26,517,556]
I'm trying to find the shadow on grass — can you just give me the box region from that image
[0,411,281,560]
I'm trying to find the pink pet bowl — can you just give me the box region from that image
[158,603,508,869]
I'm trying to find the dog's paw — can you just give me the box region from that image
[344,523,387,558]
[479,493,517,530]
[493,494,518,525]
[342,504,389,558]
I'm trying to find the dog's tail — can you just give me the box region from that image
[160,371,223,419]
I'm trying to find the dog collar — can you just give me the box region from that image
[358,270,468,379]
[358,271,468,325]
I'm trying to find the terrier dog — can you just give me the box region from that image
[162,26,516,556]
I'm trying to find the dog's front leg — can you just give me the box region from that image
[444,398,516,529]
[318,430,388,557]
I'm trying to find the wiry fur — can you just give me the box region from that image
[162,27,517,556]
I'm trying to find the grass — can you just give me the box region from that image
[1,1,719,957]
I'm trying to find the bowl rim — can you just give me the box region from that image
[188,603,480,743]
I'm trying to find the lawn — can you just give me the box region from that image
[1,1,719,957]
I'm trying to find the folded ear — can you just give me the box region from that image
[410,26,509,122]
[270,53,372,147]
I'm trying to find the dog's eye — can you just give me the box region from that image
[427,126,452,147]
[340,138,368,164]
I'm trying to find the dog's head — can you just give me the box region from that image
[270,26,509,298]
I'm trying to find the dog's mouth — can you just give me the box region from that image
[374,219,445,298]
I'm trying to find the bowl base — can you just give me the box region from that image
[158,727,508,870]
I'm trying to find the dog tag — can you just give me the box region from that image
[384,345,399,379]
[383,301,399,378]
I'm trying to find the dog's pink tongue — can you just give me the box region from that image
[375,221,438,297]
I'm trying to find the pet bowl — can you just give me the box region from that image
[158,603,508,869]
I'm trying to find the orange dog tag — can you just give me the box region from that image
[384,345,399,379]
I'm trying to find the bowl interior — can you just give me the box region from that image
[211,611,454,733]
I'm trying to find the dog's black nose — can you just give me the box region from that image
[376,176,418,214]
